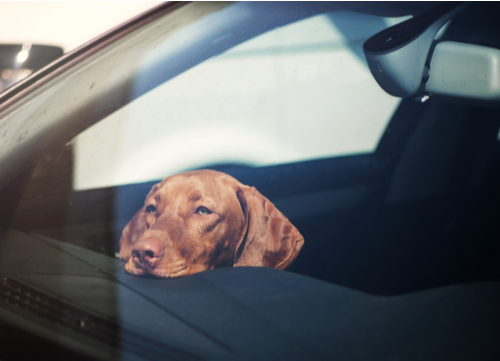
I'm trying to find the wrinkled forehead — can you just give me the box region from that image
[148,172,237,204]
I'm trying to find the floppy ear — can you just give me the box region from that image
[233,186,304,270]
[119,183,160,261]
[119,207,147,261]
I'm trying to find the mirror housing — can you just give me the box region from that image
[363,2,469,98]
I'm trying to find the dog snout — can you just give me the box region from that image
[131,238,164,270]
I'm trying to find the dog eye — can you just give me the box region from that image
[145,205,156,214]
[196,206,211,215]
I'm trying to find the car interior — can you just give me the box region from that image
[0,2,499,360]
[6,2,500,295]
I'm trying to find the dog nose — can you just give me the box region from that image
[131,238,164,270]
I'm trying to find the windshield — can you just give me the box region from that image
[72,7,406,190]
[1,2,500,360]
[0,2,407,270]
[1,1,499,294]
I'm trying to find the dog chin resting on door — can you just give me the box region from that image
[119,169,304,278]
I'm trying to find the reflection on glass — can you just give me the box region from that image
[16,50,29,63]
[0,43,62,92]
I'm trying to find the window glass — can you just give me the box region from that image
[73,11,407,191]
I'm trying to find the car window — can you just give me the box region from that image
[0,0,500,339]
[3,1,450,287]
[0,1,416,265]
[72,10,408,190]
[2,4,500,359]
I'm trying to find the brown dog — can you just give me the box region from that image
[119,169,304,278]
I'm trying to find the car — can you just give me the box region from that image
[0,2,499,360]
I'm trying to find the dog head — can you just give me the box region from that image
[120,169,303,278]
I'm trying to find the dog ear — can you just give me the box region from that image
[119,207,147,261]
[233,186,304,270]
[119,183,160,261]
